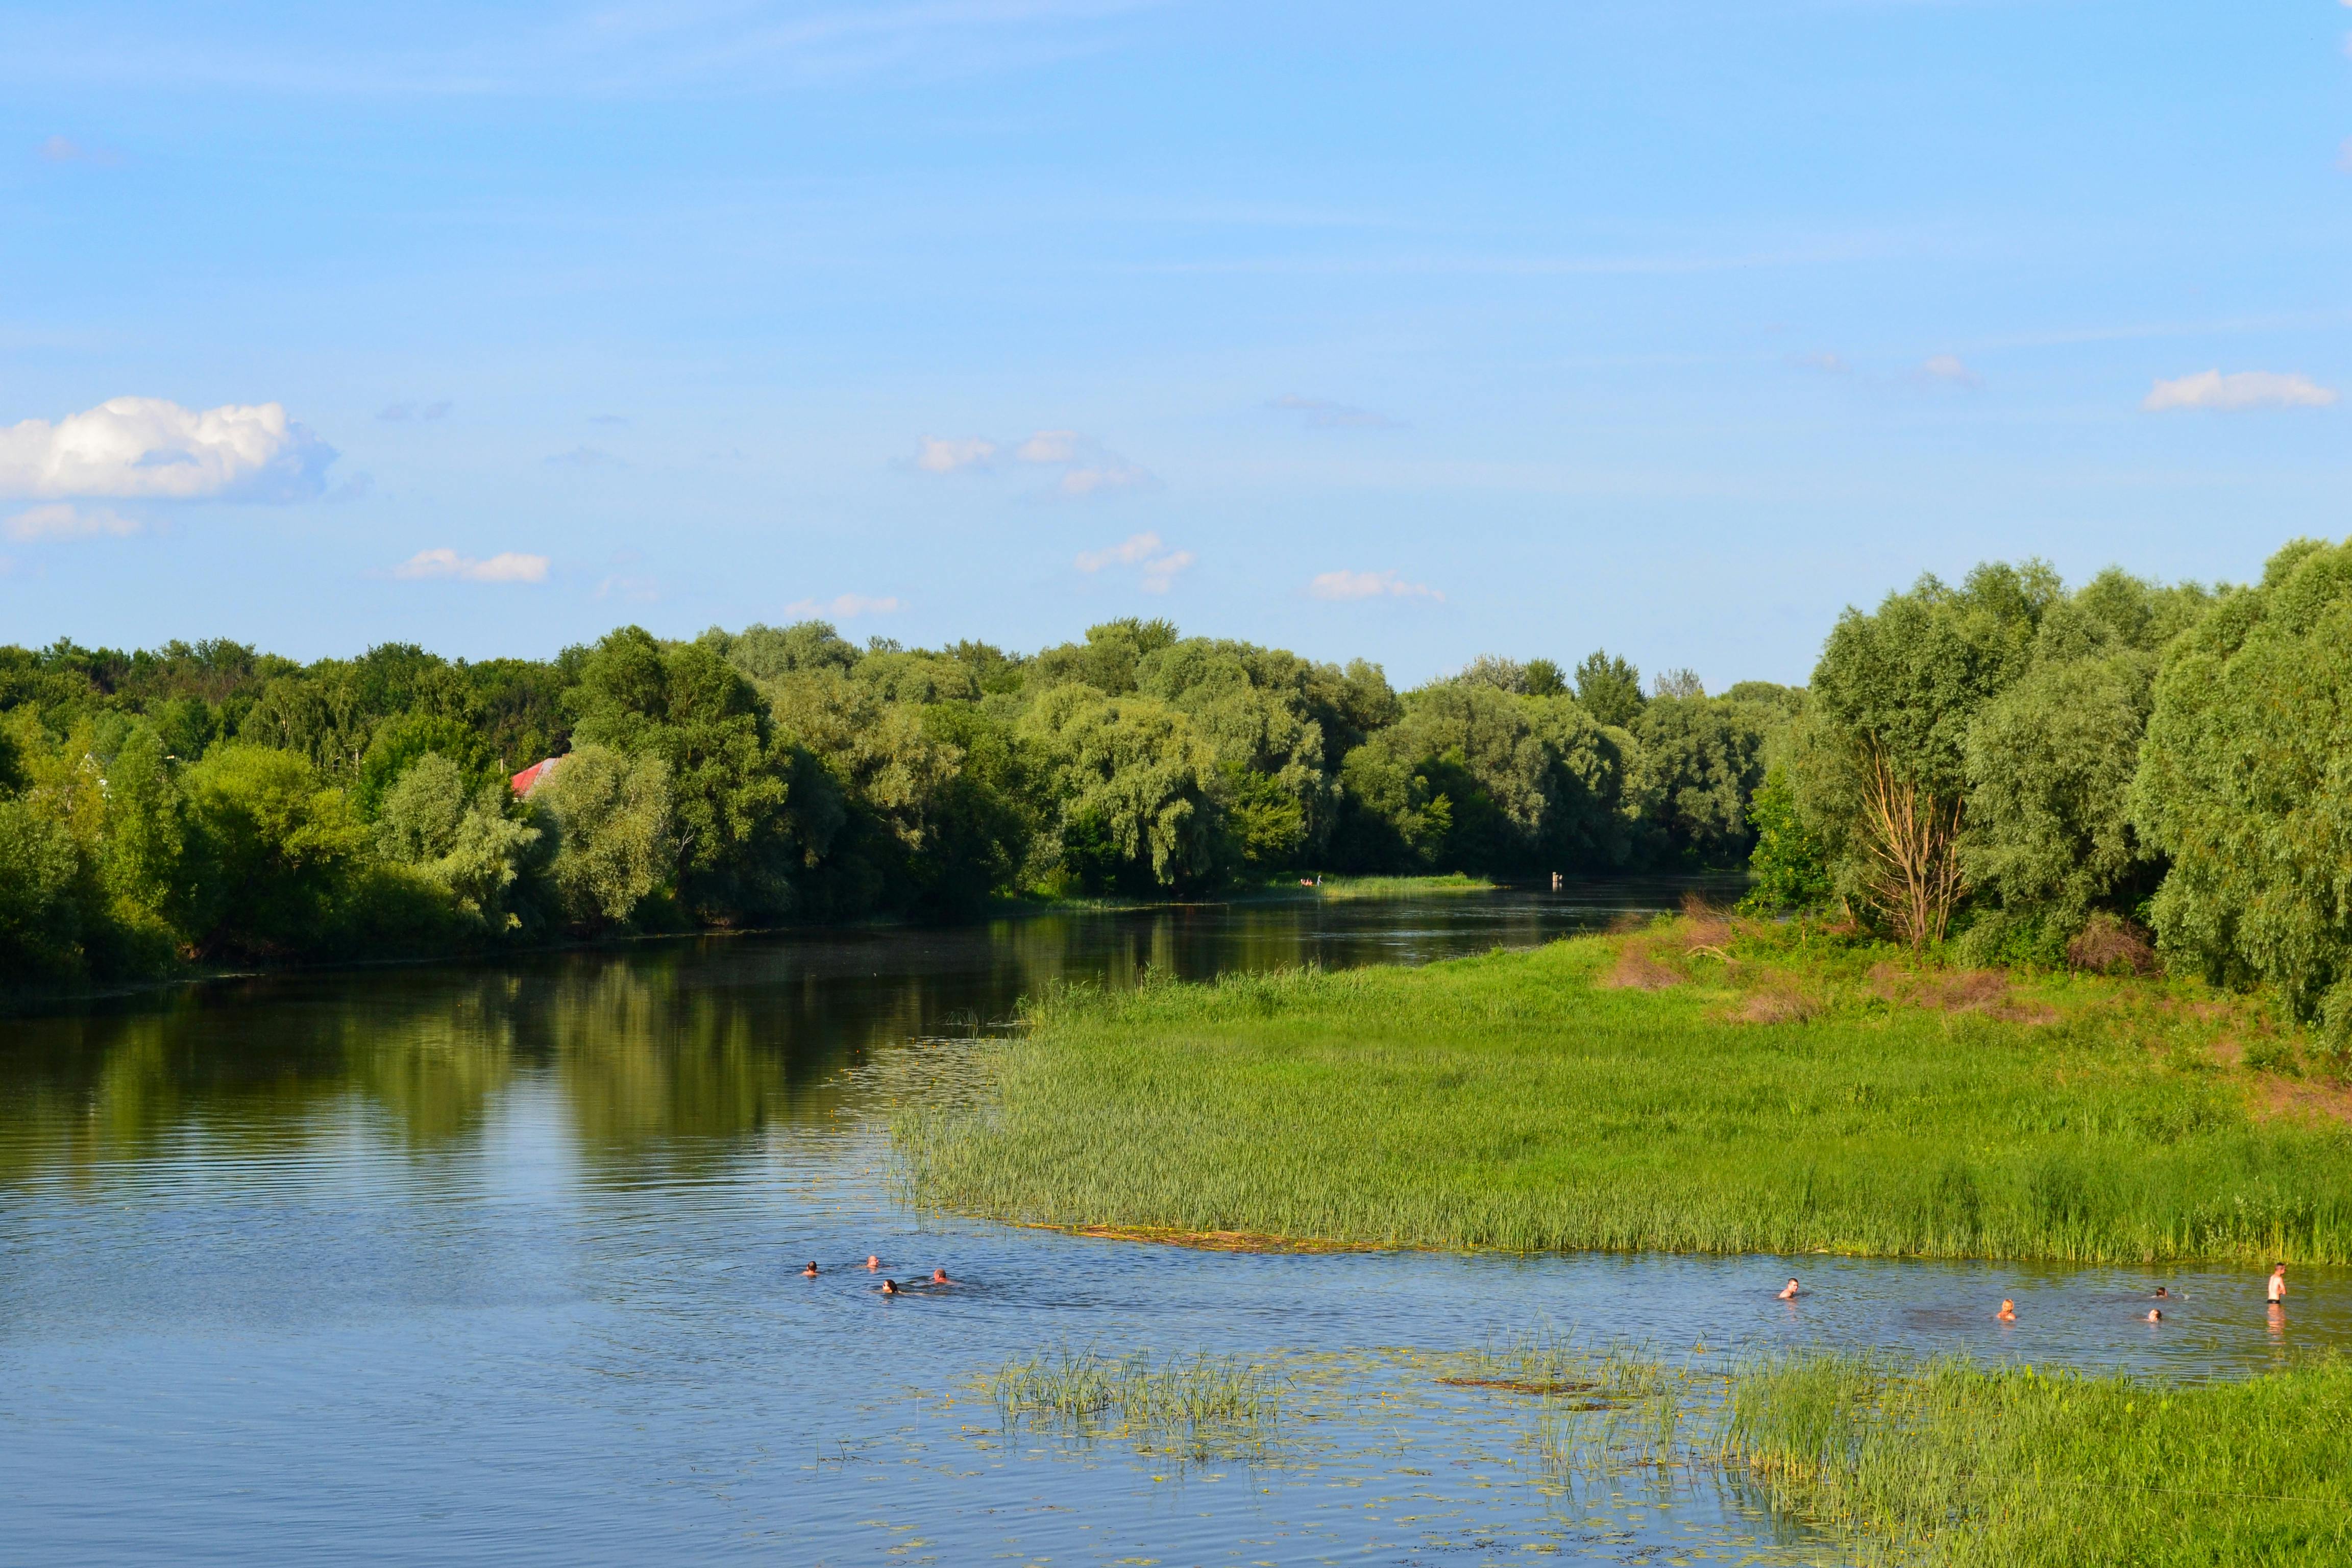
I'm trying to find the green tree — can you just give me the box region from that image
[1019,685,1227,891]
[1630,695,1768,866]
[535,743,674,925]
[1738,765,1831,913]
[1573,650,1645,728]
[180,745,372,958]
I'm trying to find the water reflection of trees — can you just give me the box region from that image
[1,892,1679,1190]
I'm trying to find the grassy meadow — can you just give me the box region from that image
[1717,1352,2352,1566]
[896,915,2352,1262]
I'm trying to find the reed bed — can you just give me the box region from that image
[896,921,2352,1263]
[988,1346,1282,1463]
[1718,1352,2352,1566]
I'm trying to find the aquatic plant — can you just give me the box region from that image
[987,1345,1281,1463]
[896,922,2352,1263]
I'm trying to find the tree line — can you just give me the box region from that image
[5,535,2351,1051]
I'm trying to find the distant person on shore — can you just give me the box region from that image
[801,1261,820,1277]
[1997,1298,2017,1321]
[2268,1264,2287,1305]
[1777,1278,1800,1300]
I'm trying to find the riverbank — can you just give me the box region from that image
[897,914,2352,1263]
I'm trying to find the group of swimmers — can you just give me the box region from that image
[797,1254,959,1295]
[1774,1263,2294,1324]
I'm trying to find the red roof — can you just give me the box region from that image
[511,755,565,796]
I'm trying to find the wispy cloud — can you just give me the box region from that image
[37,134,119,165]
[545,445,625,468]
[1076,530,1191,592]
[1918,354,1981,388]
[2142,370,2338,412]
[393,548,550,583]
[911,435,998,473]
[1308,568,1441,603]
[378,399,452,422]
[783,591,903,618]
[5,502,141,542]
[0,396,335,501]
[1269,395,1403,429]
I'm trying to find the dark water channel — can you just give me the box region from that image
[3,885,2344,1566]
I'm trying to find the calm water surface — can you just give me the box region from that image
[3,886,2344,1566]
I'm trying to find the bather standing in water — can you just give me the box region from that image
[2268,1264,2287,1305]
[1777,1278,1800,1300]
[1996,1298,2017,1321]
[801,1261,820,1277]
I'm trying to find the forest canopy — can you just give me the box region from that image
[3,539,2344,1044]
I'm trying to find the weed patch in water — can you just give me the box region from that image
[988,1346,1282,1464]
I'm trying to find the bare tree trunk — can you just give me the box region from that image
[1856,745,1967,948]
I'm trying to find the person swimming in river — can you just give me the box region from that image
[2153,1286,2169,1298]
[1777,1278,1800,1300]
[1997,1298,2017,1321]
[866,1255,881,1271]
[929,1268,954,1285]
[2146,1308,2163,1322]
[2268,1263,2288,1305]
[801,1261,820,1277]
[880,1279,901,1295]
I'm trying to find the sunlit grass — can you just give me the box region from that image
[987,1345,1282,1463]
[1718,1352,2352,1566]
[897,918,2352,1262]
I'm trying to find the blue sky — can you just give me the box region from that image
[2,1,2345,687]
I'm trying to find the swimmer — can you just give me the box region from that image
[2267,1263,2287,1305]
[2146,1308,2163,1323]
[2153,1286,2169,1299]
[930,1268,954,1285]
[880,1279,901,1296]
[1997,1298,2017,1321]
[866,1255,881,1270]
[801,1261,820,1277]
[1777,1278,1800,1301]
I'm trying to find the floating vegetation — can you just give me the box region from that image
[988,1346,1283,1464]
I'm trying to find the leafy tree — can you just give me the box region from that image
[0,796,85,977]
[2133,539,2352,1032]
[1738,766,1831,913]
[179,745,372,958]
[535,744,674,925]
[1027,618,1181,696]
[1522,658,1567,698]
[1019,685,1226,891]
[1631,695,1768,865]
[1573,650,1645,727]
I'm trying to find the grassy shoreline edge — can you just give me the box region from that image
[896,918,2352,1264]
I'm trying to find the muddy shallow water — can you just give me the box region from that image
[3,887,2342,1565]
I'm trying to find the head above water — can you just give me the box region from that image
[866,1255,880,1269]
[880,1279,899,1295]
[802,1262,818,1275]
[2146,1308,2163,1322]
[932,1268,950,1283]
[1997,1298,2016,1319]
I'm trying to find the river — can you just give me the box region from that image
[3,885,2343,1566]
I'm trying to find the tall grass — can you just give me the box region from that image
[1718,1353,2352,1565]
[896,924,2352,1262]
[988,1346,1282,1463]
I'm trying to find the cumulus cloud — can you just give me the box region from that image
[913,435,998,473]
[1308,568,1442,603]
[1920,354,1981,387]
[783,592,903,619]
[2142,370,2339,411]
[1270,395,1403,429]
[1076,531,1192,593]
[0,396,336,501]
[393,548,550,583]
[5,503,141,542]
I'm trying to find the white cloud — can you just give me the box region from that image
[914,435,997,473]
[1920,354,1981,387]
[2141,370,2339,411]
[1014,429,1079,464]
[393,548,550,583]
[4,502,141,541]
[1076,531,1192,592]
[0,396,335,501]
[1308,568,1442,602]
[1270,395,1402,429]
[1057,460,1157,497]
[783,592,903,619]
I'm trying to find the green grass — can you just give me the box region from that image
[1300,872,1498,900]
[987,1346,1281,1462]
[1717,1353,2352,1565]
[896,920,2352,1262]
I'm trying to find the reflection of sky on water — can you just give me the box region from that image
[1,888,2344,1564]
